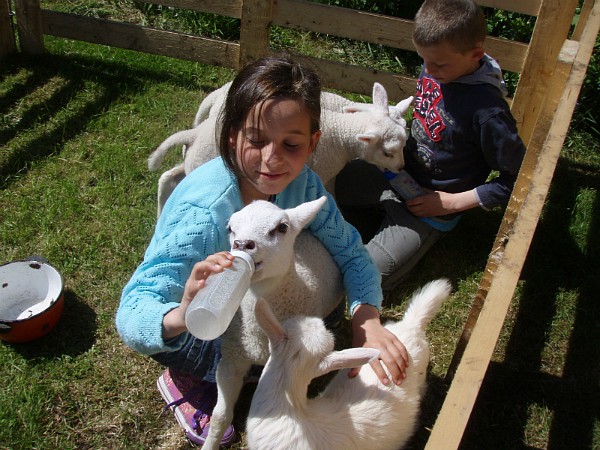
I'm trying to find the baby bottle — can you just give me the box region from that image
[383,169,425,200]
[185,250,255,340]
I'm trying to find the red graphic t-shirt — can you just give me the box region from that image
[413,77,445,142]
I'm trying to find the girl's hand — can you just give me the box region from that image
[162,251,235,339]
[349,304,409,386]
[405,189,479,217]
[181,252,235,307]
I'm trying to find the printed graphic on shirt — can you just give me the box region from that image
[414,143,434,171]
[413,77,445,142]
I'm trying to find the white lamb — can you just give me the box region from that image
[247,278,452,450]
[148,83,413,216]
[201,196,344,450]
[192,80,410,127]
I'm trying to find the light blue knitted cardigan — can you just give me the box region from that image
[116,157,382,355]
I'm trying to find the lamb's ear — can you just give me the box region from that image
[394,96,414,117]
[356,131,381,145]
[287,196,327,230]
[372,82,389,113]
[315,348,380,378]
[255,298,286,342]
[342,104,370,114]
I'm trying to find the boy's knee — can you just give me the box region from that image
[367,241,408,291]
[367,240,399,277]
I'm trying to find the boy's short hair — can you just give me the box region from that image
[413,0,487,53]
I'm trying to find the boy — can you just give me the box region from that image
[335,0,526,291]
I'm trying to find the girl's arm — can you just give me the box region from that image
[294,169,410,384]
[116,205,224,355]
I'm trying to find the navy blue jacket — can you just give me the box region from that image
[404,55,526,211]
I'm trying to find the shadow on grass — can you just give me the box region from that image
[432,157,598,449]
[383,155,599,449]
[0,50,225,190]
[6,289,97,359]
[460,158,600,450]
[383,205,504,308]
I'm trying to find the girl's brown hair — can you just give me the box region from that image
[218,54,322,178]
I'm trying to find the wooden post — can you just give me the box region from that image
[239,0,273,67]
[510,0,579,146]
[445,0,579,382]
[14,0,44,54]
[0,0,16,58]
[427,1,599,447]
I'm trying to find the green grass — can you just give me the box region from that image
[1,9,599,450]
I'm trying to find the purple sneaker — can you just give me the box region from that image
[157,368,236,446]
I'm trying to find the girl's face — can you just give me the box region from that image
[232,98,321,204]
[414,41,484,84]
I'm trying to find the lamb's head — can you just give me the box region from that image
[345,83,412,173]
[255,298,379,382]
[227,196,328,295]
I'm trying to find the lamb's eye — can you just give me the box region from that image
[275,223,288,234]
[269,222,288,236]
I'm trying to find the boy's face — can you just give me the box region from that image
[232,98,321,203]
[414,41,484,84]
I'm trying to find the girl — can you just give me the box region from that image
[116,55,408,446]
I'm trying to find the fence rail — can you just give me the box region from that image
[5,0,536,100]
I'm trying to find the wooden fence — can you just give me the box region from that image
[2,0,599,448]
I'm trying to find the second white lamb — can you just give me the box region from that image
[148,82,412,216]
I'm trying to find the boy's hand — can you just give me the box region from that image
[349,304,409,386]
[406,189,479,216]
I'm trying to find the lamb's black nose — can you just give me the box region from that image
[233,239,255,250]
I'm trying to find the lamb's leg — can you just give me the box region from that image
[156,163,185,218]
[202,359,251,450]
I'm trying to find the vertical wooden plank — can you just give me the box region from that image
[238,0,273,67]
[427,1,599,446]
[0,0,16,58]
[445,0,580,381]
[572,0,594,40]
[14,0,44,54]
[510,0,578,145]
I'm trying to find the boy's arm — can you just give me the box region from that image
[476,108,526,209]
[407,107,526,216]
[405,188,479,217]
